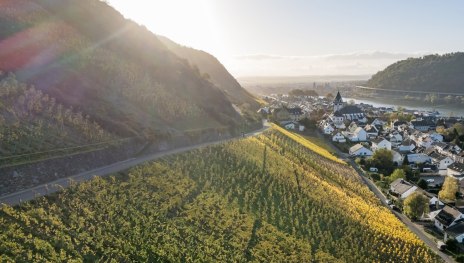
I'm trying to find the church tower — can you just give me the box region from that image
[333,91,343,112]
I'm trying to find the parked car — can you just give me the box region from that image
[426,179,435,183]
[437,241,446,251]
[386,199,393,205]
[369,167,379,173]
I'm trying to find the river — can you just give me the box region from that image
[344,97,464,118]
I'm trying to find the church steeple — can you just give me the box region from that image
[333,91,343,112]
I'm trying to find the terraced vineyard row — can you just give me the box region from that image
[0,127,441,262]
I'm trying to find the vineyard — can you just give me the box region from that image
[0,73,117,166]
[0,127,441,262]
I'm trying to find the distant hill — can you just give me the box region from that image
[158,36,260,110]
[367,53,464,93]
[0,0,259,139]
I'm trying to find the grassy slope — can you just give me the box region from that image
[0,129,440,262]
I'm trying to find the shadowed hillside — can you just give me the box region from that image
[158,35,260,111]
[0,0,259,139]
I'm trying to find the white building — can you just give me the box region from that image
[349,144,373,157]
[390,179,418,199]
[448,163,464,179]
[398,139,416,153]
[407,153,431,164]
[435,206,464,232]
[430,153,454,174]
[371,137,392,152]
[332,132,346,143]
[321,123,335,135]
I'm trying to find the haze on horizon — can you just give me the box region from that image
[108,0,464,78]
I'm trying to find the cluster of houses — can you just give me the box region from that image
[318,92,464,177]
[390,177,464,245]
[262,91,464,246]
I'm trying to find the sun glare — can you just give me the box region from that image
[107,0,225,58]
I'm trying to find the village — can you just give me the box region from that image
[259,90,464,253]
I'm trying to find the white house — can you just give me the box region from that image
[371,137,392,152]
[435,206,464,232]
[429,132,444,142]
[330,112,346,129]
[430,153,454,174]
[390,179,418,199]
[398,139,416,153]
[448,163,464,179]
[389,132,403,144]
[349,144,373,157]
[407,153,431,164]
[332,132,346,143]
[322,123,335,135]
[364,125,379,138]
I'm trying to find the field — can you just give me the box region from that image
[0,127,440,262]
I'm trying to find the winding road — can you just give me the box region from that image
[0,123,269,206]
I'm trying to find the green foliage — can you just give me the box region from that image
[403,192,429,220]
[389,169,406,183]
[368,149,394,175]
[368,53,464,94]
[0,127,440,262]
[0,73,116,164]
[439,177,459,201]
[417,179,428,190]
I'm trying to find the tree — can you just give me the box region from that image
[325,93,334,100]
[402,154,409,166]
[403,192,429,220]
[439,177,459,202]
[417,179,428,190]
[369,149,394,175]
[389,169,405,183]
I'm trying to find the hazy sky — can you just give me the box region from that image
[107,0,464,77]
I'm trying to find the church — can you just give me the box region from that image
[329,91,366,127]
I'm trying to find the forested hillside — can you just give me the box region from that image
[367,53,464,93]
[158,36,260,111]
[0,0,258,138]
[0,126,440,262]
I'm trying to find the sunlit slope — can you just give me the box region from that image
[0,127,440,262]
[0,0,251,136]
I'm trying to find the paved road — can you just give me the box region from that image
[316,130,454,263]
[0,123,269,206]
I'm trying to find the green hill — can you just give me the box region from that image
[0,127,440,262]
[158,36,261,111]
[0,0,258,139]
[367,53,464,93]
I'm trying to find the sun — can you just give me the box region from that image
[106,0,224,58]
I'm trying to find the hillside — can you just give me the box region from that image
[158,36,260,111]
[367,53,464,93]
[0,127,440,262]
[0,73,121,167]
[0,0,259,139]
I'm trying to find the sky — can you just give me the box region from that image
[107,0,464,77]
